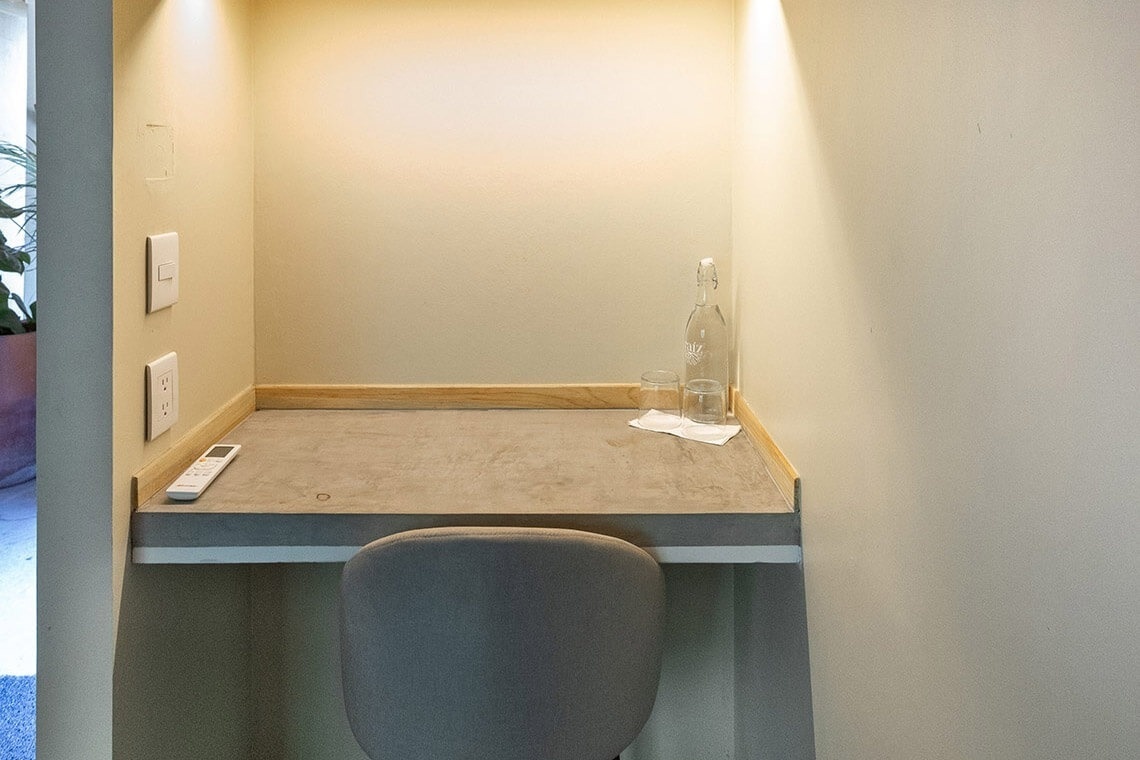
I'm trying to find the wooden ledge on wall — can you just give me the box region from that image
[132,386,256,507]
[732,392,801,512]
[254,383,640,410]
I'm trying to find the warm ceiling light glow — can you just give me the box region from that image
[736,0,807,152]
[172,0,222,59]
[176,0,219,27]
[738,0,797,99]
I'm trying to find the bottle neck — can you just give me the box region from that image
[694,260,718,307]
[695,283,712,307]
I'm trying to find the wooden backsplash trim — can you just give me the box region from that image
[132,386,256,507]
[254,383,640,410]
[732,393,801,512]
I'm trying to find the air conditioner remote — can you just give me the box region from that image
[166,444,241,501]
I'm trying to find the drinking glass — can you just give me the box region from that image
[683,379,726,426]
[638,370,681,431]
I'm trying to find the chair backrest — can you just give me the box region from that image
[339,526,666,760]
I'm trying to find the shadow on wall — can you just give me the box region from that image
[112,564,251,760]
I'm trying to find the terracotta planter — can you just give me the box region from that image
[0,330,35,487]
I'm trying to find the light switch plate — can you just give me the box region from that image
[146,352,179,441]
[147,232,179,313]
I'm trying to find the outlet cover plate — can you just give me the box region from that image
[147,232,179,313]
[146,352,179,441]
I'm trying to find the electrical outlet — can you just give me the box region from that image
[146,352,179,441]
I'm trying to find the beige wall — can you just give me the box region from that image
[251,0,733,384]
[102,1,734,756]
[113,0,255,603]
[734,0,1140,757]
[111,0,256,756]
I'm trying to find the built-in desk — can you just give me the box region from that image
[130,402,814,758]
[132,408,800,564]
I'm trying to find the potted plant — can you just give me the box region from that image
[0,139,36,486]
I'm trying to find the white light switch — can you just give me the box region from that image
[147,232,179,313]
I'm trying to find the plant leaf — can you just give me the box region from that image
[0,312,25,334]
[9,292,31,322]
[0,280,26,334]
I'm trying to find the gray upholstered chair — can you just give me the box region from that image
[339,526,666,760]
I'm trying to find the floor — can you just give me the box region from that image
[0,478,35,675]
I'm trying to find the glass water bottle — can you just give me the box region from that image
[683,258,728,424]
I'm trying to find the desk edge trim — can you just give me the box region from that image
[132,544,804,565]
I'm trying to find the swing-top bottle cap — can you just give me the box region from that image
[696,258,718,289]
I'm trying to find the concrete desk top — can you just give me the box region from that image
[132,409,800,564]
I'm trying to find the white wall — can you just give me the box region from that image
[251,0,733,384]
[734,0,1139,757]
[36,0,114,757]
